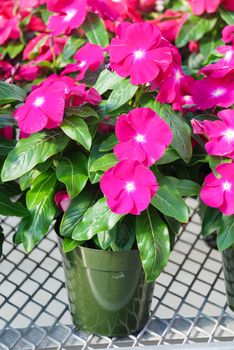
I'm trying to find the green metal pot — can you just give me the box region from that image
[58,242,154,336]
[222,246,234,311]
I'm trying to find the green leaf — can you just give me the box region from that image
[72,198,122,241]
[200,32,223,58]
[0,82,26,104]
[151,185,189,223]
[56,154,88,199]
[19,169,40,191]
[60,188,98,237]
[136,207,170,282]
[0,226,3,256]
[94,70,123,95]
[1,131,69,182]
[217,215,234,251]
[82,13,109,47]
[97,229,116,250]
[62,237,83,253]
[143,100,192,163]
[0,139,16,156]
[156,148,180,165]
[111,217,135,252]
[176,15,217,48]
[89,153,117,172]
[88,136,105,183]
[201,207,222,237]
[219,7,234,25]
[99,134,118,152]
[0,190,28,217]
[166,177,201,197]
[62,37,85,61]
[61,116,92,150]
[19,174,57,253]
[101,79,138,114]
[7,41,24,59]
[26,172,57,211]
[164,215,181,236]
[65,106,99,119]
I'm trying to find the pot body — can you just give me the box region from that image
[59,243,154,336]
[222,246,234,311]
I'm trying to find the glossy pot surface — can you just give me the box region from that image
[59,242,154,336]
[222,246,234,312]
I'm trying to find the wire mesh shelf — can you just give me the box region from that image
[0,198,234,349]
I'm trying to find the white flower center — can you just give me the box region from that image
[133,49,145,61]
[175,70,182,81]
[225,50,233,62]
[79,60,87,68]
[33,96,45,107]
[64,9,77,22]
[223,181,232,192]
[135,133,146,143]
[212,88,226,97]
[223,128,234,142]
[125,181,136,193]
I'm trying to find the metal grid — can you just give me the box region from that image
[0,198,234,350]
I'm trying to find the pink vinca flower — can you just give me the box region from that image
[223,0,234,11]
[100,160,158,215]
[151,10,188,42]
[200,45,234,78]
[188,0,221,15]
[193,73,234,110]
[108,22,172,85]
[222,25,234,44]
[54,191,71,212]
[200,163,234,215]
[114,107,172,166]
[0,126,13,140]
[62,43,104,80]
[194,110,234,158]
[48,0,87,35]
[14,82,66,134]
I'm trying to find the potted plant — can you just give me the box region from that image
[1,0,233,337]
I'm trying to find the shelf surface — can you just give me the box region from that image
[0,198,234,349]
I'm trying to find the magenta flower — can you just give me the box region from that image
[23,34,66,63]
[0,126,13,140]
[48,0,87,35]
[193,73,234,110]
[193,110,234,158]
[150,10,188,42]
[54,191,71,212]
[0,9,20,45]
[14,82,66,134]
[222,25,234,44]
[62,43,104,81]
[114,108,172,166]
[200,163,234,215]
[223,0,234,11]
[200,45,234,78]
[108,22,172,85]
[155,63,195,111]
[188,0,221,15]
[19,0,46,8]
[100,160,158,215]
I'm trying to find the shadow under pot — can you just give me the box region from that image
[222,246,234,312]
[58,241,154,337]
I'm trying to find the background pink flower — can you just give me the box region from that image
[62,43,104,80]
[100,160,158,215]
[108,22,172,85]
[14,82,66,134]
[114,107,172,166]
[0,126,13,140]
[48,0,87,35]
[188,0,221,15]
[193,73,234,110]
[54,191,71,212]
[193,110,234,158]
[200,163,234,215]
